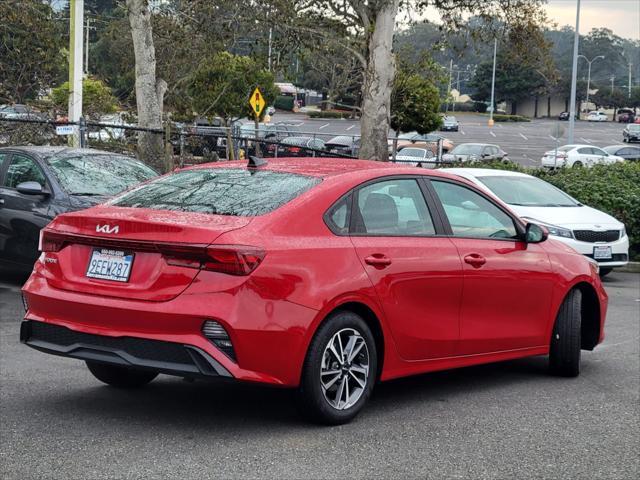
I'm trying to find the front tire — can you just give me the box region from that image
[86,361,158,388]
[599,267,613,278]
[549,289,582,377]
[298,311,377,425]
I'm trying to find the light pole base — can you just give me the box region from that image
[488,118,495,127]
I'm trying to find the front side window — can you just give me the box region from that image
[4,154,46,189]
[112,168,321,216]
[353,179,435,236]
[431,181,518,239]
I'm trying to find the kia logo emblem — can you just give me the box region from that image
[96,224,119,234]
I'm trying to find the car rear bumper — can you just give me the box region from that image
[21,265,319,387]
[21,320,232,379]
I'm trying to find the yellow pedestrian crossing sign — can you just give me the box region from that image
[249,87,266,117]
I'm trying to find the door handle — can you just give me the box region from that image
[364,254,392,268]
[464,253,486,268]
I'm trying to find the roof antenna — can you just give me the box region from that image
[247,156,268,168]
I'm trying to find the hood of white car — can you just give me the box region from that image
[509,204,623,229]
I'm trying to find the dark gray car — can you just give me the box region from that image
[0,147,157,270]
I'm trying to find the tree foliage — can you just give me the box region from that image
[188,52,278,123]
[50,78,119,120]
[391,72,442,135]
[0,0,64,103]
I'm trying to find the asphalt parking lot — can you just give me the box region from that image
[1,269,638,479]
[271,112,629,167]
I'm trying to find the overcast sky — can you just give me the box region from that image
[545,0,639,39]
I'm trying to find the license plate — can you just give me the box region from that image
[86,248,134,282]
[593,246,612,260]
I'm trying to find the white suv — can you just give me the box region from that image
[442,168,629,276]
[541,144,624,168]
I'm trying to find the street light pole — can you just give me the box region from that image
[629,62,633,98]
[567,0,581,145]
[488,38,497,127]
[68,0,84,147]
[578,54,605,108]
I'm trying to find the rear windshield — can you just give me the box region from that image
[111,168,321,216]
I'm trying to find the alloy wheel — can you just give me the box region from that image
[320,328,370,410]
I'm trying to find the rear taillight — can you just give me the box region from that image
[289,147,301,153]
[38,230,263,276]
[39,230,66,252]
[161,245,265,276]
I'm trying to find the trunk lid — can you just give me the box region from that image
[40,206,252,301]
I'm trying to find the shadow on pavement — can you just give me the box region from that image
[28,356,553,430]
[0,266,30,286]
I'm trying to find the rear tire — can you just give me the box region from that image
[572,161,583,168]
[297,311,377,425]
[549,289,582,377]
[86,361,158,388]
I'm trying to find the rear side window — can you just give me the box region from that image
[112,168,321,216]
[353,179,435,236]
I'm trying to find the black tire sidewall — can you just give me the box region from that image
[86,361,158,388]
[299,311,377,425]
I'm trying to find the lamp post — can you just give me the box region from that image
[488,38,497,127]
[578,54,605,109]
[567,0,581,145]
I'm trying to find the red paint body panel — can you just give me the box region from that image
[22,158,607,388]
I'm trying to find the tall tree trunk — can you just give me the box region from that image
[126,0,168,173]
[358,0,399,161]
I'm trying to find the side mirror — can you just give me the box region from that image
[16,181,47,196]
[525,223,548,243]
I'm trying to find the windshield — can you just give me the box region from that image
[112,168,321,216]
[47,154,157,196]
[452,144,483,155]
[628,125,640,132]
[478,175,579,207]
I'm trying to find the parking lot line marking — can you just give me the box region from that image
[460,130,466,135]
[496,123,503,128]
[519,133,528,140]
[611,138,620,143]
[319,123,330,130]
[580,137,592,143]
[489,131,496,137]
[549,135,557,140]
[346,125,355,131]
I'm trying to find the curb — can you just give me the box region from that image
[616,262,640,273]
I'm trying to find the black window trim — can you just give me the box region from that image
[323,174,448,238]
[425,176,527,242]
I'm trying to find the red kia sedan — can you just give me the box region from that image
[20,158,607,424]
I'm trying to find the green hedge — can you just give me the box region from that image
[440,161,640,260]
[308,110,351,119]
[490,114,531,122]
